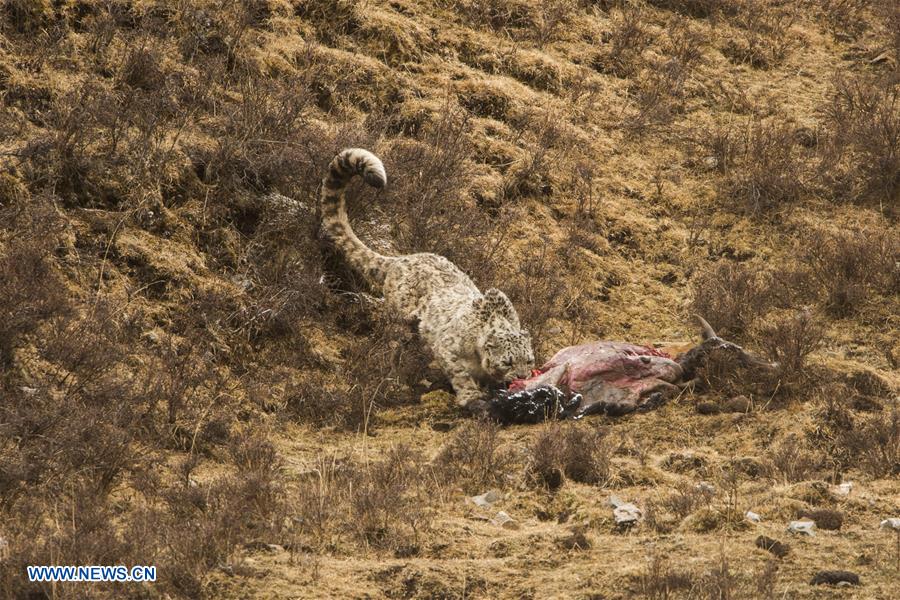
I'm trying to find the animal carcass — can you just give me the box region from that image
[487,317,777,424]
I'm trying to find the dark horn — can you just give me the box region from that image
[694,315,717,340]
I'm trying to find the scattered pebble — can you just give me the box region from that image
[609,496,642,526]
[468,490,501,508]
[492,511,519,530]
[879,518,900,531]
[755,535,789,558]
[809,571,860,586]
[746,511,762,523]
[788,520,817,536]
[0,536,9,561]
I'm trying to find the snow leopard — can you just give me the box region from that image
[319,148,534,411]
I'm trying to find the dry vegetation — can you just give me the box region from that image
[0,0,897,598]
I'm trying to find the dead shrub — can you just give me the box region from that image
[192,74,315,197]
[722,1,796,69]
[535,0,579,46]
[819,0,872,39]
[596,8,654,78]
[800,227,899,317]
[689,261,773,339]
[0,198,71,366]
[639,552,695,599]
[721,119,808,213]
[559,423,614,485]
[347,312,433,406]
[525,423,614,490]
[645,0,736,18]
[2,0,56,34]
[751,309,825,389]
[817,75,900,210]
[284,373,361,429]
[627,20,706,132]
[502,235,574,351]
[448,0,537,32]
[695,552,737,600]
[756,559,780,599]
[434,419,518,493]
[348,444,434,551]
[839,406,900,477]
[501,109,571,203]
[294,0,360,39]
[293,447,435,554]
[769,434,820,482]
[662,481,715,521]
[526,424,567,490]
[378,106,495,278]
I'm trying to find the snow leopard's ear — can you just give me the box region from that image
[474,288,520,327]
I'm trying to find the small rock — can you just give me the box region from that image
[18,386,38,396]
[609,496,642,526]
[723,395,751,413]
[788,520,817,536]
[835,482,853,496]
[879,518,900,531]
[468,490,501,508]
[492,511,518,530]
[799,509,843,531]
[746,511,762,523]
[755,535,789,558]
[702,156,719,169]
[695,402,721,415]
[0,536,9,561]
[809,571,860,586]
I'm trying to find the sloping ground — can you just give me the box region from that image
[0,1,898,598]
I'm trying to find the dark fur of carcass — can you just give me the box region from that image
[488,386,582,424]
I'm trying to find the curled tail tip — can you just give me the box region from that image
[336,147,387,189]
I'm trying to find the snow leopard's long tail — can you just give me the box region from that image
[320,148,393,286]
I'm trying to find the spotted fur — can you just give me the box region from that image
[320,148,534,407]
